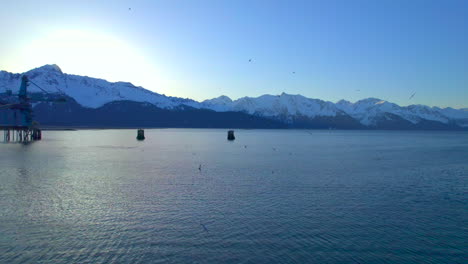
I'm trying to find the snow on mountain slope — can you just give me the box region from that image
[0,64,196,109]
[437,107,468,119]
[336,98,449,125]
[1,64,467,128]
[202,93,343,122]
[336,98,391,125]
[203,94,468,127]
[336,98,468,126]
[202,95,233,111]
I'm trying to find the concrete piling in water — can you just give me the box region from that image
[227,130,235,141]
[137,129,145,140]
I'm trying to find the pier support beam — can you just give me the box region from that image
[2,127,42,143]
[3,129,10,142]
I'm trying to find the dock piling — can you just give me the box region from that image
[137,129,145,140]
[227,130,235,141]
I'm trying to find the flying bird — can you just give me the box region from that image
[409,92,416,100]
[200,223,209,232]
[198,164,202,171]
[292,71,296,74]
[248,59,252,62]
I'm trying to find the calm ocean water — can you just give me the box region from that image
[0,129,467,263]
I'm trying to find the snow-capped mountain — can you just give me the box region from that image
[337,99,445,125]
[0,64,197,109]
[202,93,344,123]
[1,65,467,129]
[202,95,468,128]
[335,98,468,128]
[201,95,233,112]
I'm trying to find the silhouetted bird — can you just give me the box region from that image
[409,92,416,100]
[292,71,295,74]
[198,164,202,171]
[248,59,252,62]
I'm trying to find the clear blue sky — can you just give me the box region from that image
[1,0,467,108]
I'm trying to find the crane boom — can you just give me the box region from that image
[0,75,67,128]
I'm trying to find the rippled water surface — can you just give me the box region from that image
[0,129,467,263]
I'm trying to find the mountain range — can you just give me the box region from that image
[1,64,467,130]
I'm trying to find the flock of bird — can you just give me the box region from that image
[248,57,417,100]
[126,7,417,101]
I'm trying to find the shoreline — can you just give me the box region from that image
[37,126,468,132]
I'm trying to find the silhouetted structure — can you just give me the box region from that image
[227,130,235,140]
[1,75,65,142]
[137,129,145,140]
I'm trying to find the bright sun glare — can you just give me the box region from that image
[18,29,160,90]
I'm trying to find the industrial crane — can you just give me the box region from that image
[0,75,66,142]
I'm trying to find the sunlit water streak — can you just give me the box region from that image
[0,129,467,263]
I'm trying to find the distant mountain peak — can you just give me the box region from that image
[355,97,384,104]
[336,99,352,105]
[279,92,303,98]
[201,95,233,111]
[216,95,233,102]
[28,64,63,74]
[203,95,232,104]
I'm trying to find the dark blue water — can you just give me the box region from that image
[0,129,467,263]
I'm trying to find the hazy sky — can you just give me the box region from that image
[1,0,467,108]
